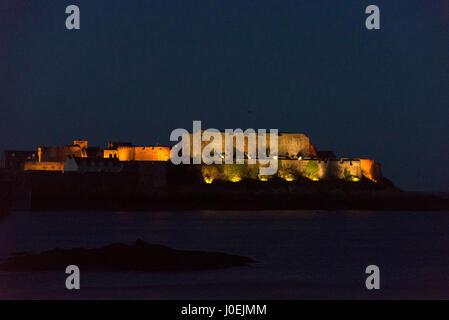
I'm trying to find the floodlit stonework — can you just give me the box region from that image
[14,133,381,183]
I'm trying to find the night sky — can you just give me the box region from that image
[0,0,447,191]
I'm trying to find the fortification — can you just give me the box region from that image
[278,159,362,181]
[24,161,64,171]
[104,149,118,159]
[38,140,88,162]
[199,158,363,183]
[278,133,317,158]
[116,146,170,161]
[73,140,88,149]
[360,159,382,182]
[10,135,382,184]
[183,131,317,160]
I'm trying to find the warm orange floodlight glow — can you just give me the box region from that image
[229,176,242,182]
[204,176,214,184]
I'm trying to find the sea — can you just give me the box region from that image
[0,210,448,299]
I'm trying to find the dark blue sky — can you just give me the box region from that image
[1,0,448,191]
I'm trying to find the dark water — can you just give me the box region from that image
[1,210,448,299]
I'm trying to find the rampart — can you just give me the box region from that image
[199,159,364,183]
[360,159,382,182]
[116,146,170,161]
[278,133,317,158]
[104,149,118,159]
[182,131,317,159]
[24,161,64,171]
[10,136,382,184]
[38,145,87,162]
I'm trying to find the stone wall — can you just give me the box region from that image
[116,146,170,161]
[73,140,88,149]
[183,131,317,160]
[117,146,134,161]
[134,147,171,161]
[278,133,317,158]
[198,159,363,183]
[24,161,64,171]
[38,146,86,162]
[360,159,382,182]
[104,149,118,159]
[279,159,362,181]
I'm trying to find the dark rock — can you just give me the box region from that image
[0,240,255,272]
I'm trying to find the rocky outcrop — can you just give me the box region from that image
[0,240,255,272]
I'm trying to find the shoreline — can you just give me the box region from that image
[3,171,448,212]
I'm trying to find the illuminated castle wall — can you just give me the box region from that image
[360,159,382,183]
[279,159,362,181]
[277,133,317,158]
[21,140,88,171]
[116,146,170,161]
[182,131,381,183]
[18,134,382,183]
[25,140,170,172]
[103,149,118,159]
[183,132,317,159]
[38,140,88,162]
[24,161,64,171]
[199,158,369,183]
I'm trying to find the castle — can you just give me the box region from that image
[2,133,382,183]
